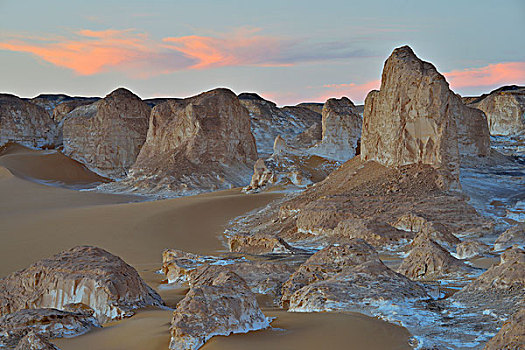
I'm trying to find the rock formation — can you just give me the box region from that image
[14,332,60,350]
[361,45,489,187]
[123,88,257,195]
[309,97,362,162]
[0,246,164,324]
[295,102,324,114]
[0,307,99,348]
[238,93,321,156]
[483,307,525,350]
[169,270,271,350]
[465,85,525,136]
[397,234,472,280]
[494,223,525,251]
[52,98,99,123]
[0,94,58,148]
[62,88,150,179]
[456,240,489,259]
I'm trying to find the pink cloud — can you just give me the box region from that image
[444,62,525,90]
[317,79,381,104]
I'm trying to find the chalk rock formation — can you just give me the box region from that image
[456,240,489,259]
[361,45,489,186]
[228,233,295,255]
[465,85,525,136]
[484,307,525,350]
[14,332,60,350]
[310,97,362,162]
[169,270,271,350]
[62,88,150,179]
[126,88,257,195]
[0,246,164,324]
[52,98,99,123]
[494,223,525,251]
[397,234,472,280]
[244,158,277,192]
[238,93,321,155]
[0,94,57,148]
[295,102,324,114]
[282,241,429,312]
[0,307,99,348]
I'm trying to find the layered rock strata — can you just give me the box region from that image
[0,246,164,324]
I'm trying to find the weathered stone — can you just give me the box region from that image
[228,233,295,255]
[484,307,525,350]
[243,158,277,192]
[495,223,525,251]
[0,94,57,149]
[0,246,164,324]
[0,307,98,348]
[281,240,379,305]
[295,102,324,115]
[465,85,525,136]
[309,97,362,162]
[125,88,257,195]
[398,234,472,280]
[14,332,60,350]
[169,270,271,350]
[361,45,489,187]
[62,88,150,178]
[52,98,99,123]
[456,240,490,259]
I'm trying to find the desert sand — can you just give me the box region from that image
[0,145,412,350]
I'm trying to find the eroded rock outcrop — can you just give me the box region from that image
[169,270,271,350]
[309,97,362,162]
[0,246,164,324]
[62,88,150,179]
[52,98,99,123]
[0,94,57,148]
[124,88,257,195]
[456,240,489,259]
[14,332,60,350]
[361,45,489,187]
[465,85,525,136]
[484,307,525,350]
[494,223,525,251]
[0,307,99,348]
[397,234,472,280]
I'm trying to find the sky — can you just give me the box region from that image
[0,0,524,105]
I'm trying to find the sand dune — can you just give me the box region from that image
[0,146,411,350]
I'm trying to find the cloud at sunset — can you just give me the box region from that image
[0,28,367,77]
[444,62,525,90]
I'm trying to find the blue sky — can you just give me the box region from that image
[1,0,524,105]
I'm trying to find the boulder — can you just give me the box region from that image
[465,85,525,136]
[0,94,57,148]
[0,307,99,348]
[14,332,60,350]
[397,234,472,280]
[361,45,489,187]
[494,223,525,251]
[62,88,150,179]
[125,88,257,195]
[484,307,525,350]
[0,246,164,324]
[228,233,295,255]
[456,240,490,259]
[309,97,362,162]
[169,270,271,350]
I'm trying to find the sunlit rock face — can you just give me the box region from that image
[14,331,61,350]
[494,222,525,251]
[0,94,58,149]
[309,97,362,162]
[361,45,489,187]
[0,307,99,348]
[62,88,150,179]
[169,270,271,350]
[124,88,257,195]
[0,246,164,324]
[465,85,525,136]
[483,307,525,350]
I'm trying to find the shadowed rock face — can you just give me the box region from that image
[484,307,525,350]
[62,88,150,179]
[0,94,58,149]
[14,331,60,350]
[125,88,257,195]
[465,85,525,136]
[0,246,164,324]
[52,98,100,123]
[0,307,99,348]
[169,270,271,350]
[361,45,489,187]
[310,97,362,162]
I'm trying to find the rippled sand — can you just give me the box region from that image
[0,145,412,350]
